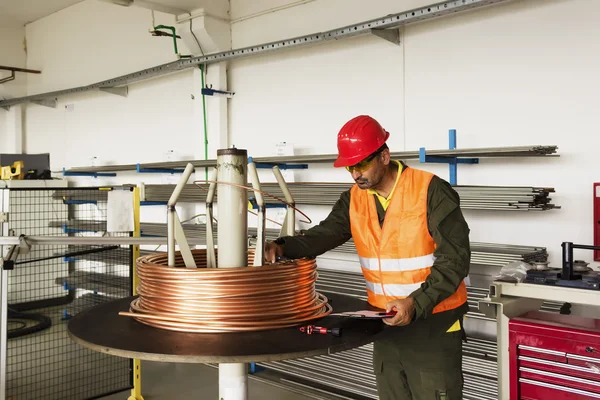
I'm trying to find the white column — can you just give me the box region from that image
[206,62,229,150]
[5,105,23,153]
[216,148,248,400]
[216,148,247,268]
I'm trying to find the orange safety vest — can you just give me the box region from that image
[349,166,468,313]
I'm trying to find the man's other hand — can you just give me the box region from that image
[383,298,415,326]
[264,241,283,263]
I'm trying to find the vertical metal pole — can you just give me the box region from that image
[449,129,457,186]
[216,148,248,400]
[247,162,265,266]
[561,242,574,280]
[272,166,295,236]
[205,168,218,268]
[216,148,248,269]
[128,187,144,400]
[167,163,195,267]
[0,188,8,400]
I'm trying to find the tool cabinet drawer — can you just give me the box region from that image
[510,311,600,399]
[519,355,600,382]
[520,366,600,394]
[520,378,600,399]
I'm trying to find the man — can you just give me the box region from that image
[265,115,471,400]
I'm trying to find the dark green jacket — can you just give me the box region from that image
[275,163,471,322]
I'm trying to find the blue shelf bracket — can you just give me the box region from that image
[136,164,185,174]
[248,197,286,210]
[248,157,308,170]
[62,168,116,178]
[418,129,479,185]
[249,362,264,374]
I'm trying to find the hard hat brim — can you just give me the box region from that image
[333,130,389,168]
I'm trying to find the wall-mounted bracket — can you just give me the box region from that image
[248,158,308,170]
[136,164,185,174]
[140,201,168,206]
[0,71,15,85]
[31,98,57,108]
[201,87,235,98]
[100,86,129,97]
[370,28,400,45]
[418,129,479,185]
[62,167,117,178]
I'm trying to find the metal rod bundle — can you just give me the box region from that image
[260,266,502,400]
[119,249,332,333]
[65,145,558,173]
[142,182,560,211]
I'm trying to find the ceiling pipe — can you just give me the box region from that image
[99,0,190,15]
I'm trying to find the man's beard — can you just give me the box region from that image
[355,174,382,190]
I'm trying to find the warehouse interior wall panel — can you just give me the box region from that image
[0,17,27,153]
[22,0,220,182]
[403,0,600,264]
[228,0,600,267]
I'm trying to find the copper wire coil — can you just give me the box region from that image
[120,249,332,333]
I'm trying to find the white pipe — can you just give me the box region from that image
[272,166,295,236]
[247,162,265,266]
[206,167,217,268]
[230,0,316,24]
[219,363,247,400]
[216,149,248,269]
[168,163,196,206]
[168,163,195,267]
[217,148,248,399]
[0,236,206,246]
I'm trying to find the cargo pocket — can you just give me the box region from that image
[420,369,462,400]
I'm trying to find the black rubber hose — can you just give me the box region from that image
[7,307,52,339]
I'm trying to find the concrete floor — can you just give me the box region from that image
[101,362,316,400]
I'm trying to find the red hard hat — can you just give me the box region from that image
[333,115,390,168]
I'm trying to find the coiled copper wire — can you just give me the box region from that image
[119,249,332,333]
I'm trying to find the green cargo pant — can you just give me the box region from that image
[373,320,464,400]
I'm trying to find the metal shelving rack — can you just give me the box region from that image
[0,182,134,400]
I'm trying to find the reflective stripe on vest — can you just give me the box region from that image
[365,281,424,297]
[359,254,436,272]
[349,166,468,313]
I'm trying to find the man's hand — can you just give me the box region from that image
[383,298,415,326]
[264,241,284,263]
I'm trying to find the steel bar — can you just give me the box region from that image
[247,162,265,266]
[66,145,558,173]
[1,0,512,110]
[0,236,205,246]
[168,163,195,267]
[206,167,218,268]
[216,149,248,270]
[141,182,560,211]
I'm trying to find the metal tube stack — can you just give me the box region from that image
[143,182,560,211]
[258,268,503,400]
[65,144,558,173]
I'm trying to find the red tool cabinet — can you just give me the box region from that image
[595,183,600,261]
[510,311,600,399]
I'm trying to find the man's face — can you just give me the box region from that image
[347,151,388,190]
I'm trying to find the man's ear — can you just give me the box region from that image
[380,148,391,166]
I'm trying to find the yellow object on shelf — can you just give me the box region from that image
[1,161,24,180]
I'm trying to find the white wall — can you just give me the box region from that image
[15,0,600,269]
[23,0,226,179]
[0,18,26,152]
[228,0,600,268]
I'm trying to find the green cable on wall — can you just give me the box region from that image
[200,65,209,181]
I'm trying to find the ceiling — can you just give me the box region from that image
[0,0,227,25]
[0,0,84,24]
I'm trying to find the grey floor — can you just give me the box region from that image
[101,362,316,400]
